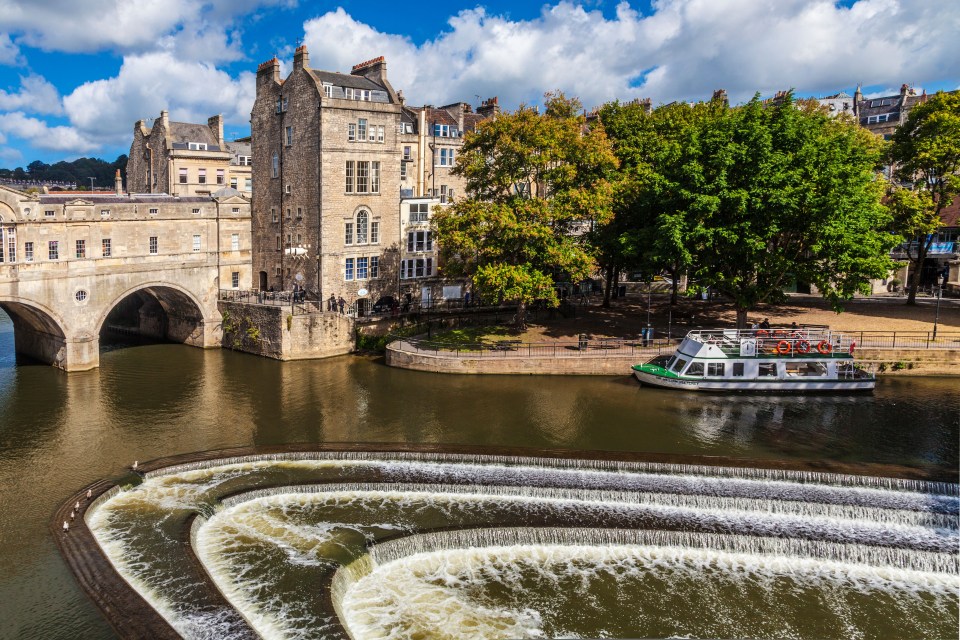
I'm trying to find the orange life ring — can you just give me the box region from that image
[816,341,831,354]
[776,340,791,355]
[774,329,787,337]
[797,340,811,353]
[757,329,769,337]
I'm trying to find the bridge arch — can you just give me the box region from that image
[97,282,217,348]
[0,296,75,368]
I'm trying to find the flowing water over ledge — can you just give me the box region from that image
[1,311,958,639]
[83,453,959,640]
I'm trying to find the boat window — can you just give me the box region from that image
[671,358,688,373]
[785,362,827,377]
[732,362,744,377]
[685,362,704,376]
[665,356,677,370]
[758,363,778,377]
[707,362,725,376]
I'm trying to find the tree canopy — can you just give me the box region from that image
[432,92,618,328]
[0,155,128,188]
[887,91,960,304]
[595,92,896,326]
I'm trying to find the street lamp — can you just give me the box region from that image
[88,177,95,191]
[933,284,942,340]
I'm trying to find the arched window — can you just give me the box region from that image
[356,210,368,244]
[272,153,279,178]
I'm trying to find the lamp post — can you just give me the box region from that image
[88,177,95,191]
[933,284,942,340]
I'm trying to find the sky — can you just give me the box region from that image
[0,0,957,167]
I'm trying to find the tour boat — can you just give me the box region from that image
[632,328,875,392]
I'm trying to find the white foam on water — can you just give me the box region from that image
[84,454,959,640]
[339,538,959,640]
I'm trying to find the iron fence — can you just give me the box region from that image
[218,289,321,315]
[399,337,677,358]
[396,330,960,359]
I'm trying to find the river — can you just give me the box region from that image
[0,311,957,639]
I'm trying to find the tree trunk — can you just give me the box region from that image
[602,265,613,308]
[735,307,748,329]
[670,267,680,306]
[514,300,528,331]
[612,266,621,300]
[906,246,928,305]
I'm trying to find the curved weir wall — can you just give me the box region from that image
[71,451,958,640]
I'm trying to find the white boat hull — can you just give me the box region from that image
[633,369,875,392]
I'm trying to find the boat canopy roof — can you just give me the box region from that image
[678,328,856,359]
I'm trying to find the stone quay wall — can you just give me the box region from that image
[386,339,960,377]
[385,340,653,375]
[218,300,353,361]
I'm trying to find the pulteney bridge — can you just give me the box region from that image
[0,183,251,371]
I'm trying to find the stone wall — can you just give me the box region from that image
[386,341,960,377]
[385,341,645,375]
[856,348,960,375]
[218,301,354,361]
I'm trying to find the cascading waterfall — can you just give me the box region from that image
[85,452,958,640]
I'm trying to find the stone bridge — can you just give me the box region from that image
[0,184,251,371]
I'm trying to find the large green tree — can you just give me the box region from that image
[433,92,618,328]
[595,99,711,305]
[686,94,896,326]
[887,91,960,304]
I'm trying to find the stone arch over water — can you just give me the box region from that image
[0,297,72,368]
[97,282,214,348]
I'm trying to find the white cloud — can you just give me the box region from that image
[0,112,99,152]
[0,33,22,66]
[300,0,960,109]
[0,0,294,61]
[0,74,62,115]
[63,51,255,146]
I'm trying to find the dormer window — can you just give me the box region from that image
[345,88,355,100]
[188,142,208,151]
[323,83,333,98]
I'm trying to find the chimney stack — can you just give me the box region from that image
[114,169,123,195]
[293,45,309,70]
[256,57,281,87]
[477,96,500,118]
[159,110,169,129]
[207,115,224,147]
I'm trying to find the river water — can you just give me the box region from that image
[0,311,957,639]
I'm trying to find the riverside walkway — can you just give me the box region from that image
[385,331,960,375]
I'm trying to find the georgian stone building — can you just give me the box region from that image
[127,111,252,197]
[251,46,495,313]
[0,174,251,370]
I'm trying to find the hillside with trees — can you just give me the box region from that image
[0,155,128,189]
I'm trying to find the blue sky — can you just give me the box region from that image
[0,0,957,168]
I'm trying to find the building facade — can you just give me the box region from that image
[0,179,251,369]
[127,112,252,197]
[251,47,493,314]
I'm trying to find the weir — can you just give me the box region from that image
[77,452,959,640]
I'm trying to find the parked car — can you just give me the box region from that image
[371,296,396,314]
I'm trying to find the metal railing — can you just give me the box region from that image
[396,330,960,360]
[398,337,678,358]
[218,289,322,315]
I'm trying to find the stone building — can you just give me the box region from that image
[127,111,252,197]
[0,174,251,370]
[251,46,494,314]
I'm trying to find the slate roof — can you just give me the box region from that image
[167,122,221,150]
[39,195,213,204]
[309,70,383,91]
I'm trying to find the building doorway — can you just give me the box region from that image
[259,271,268,291]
